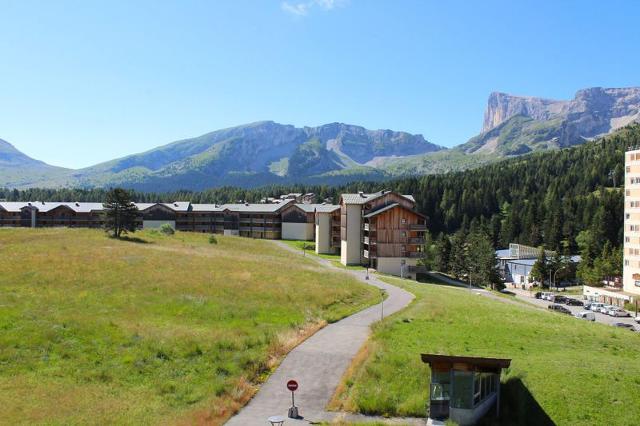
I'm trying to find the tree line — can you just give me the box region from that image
[3,124,637,285]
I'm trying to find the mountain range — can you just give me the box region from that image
[2,86,639,191]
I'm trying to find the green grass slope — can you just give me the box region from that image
[331,277,640,425]
[0,228,379,425]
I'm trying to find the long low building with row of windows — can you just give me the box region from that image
[0,190,427,278]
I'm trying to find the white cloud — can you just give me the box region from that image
[281,0,347,16]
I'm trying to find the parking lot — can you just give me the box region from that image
[509,289,639,329]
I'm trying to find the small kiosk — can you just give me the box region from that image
[421,354,511,426]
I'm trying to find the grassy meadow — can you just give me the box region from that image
[330,277,640,425]
[0,228,379,425]
[280,240,366,271]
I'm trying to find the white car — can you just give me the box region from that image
[588,302,604,312]
[599,305,615,314]
[575,311,596,321]
[541,292,554,301]
[635,315,640,324]
[608,307,630,317]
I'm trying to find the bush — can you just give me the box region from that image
[209,235,218,244]
[159,224,175,235]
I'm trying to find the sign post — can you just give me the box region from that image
[286,380,299,419]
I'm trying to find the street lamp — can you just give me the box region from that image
[553,266,568,289]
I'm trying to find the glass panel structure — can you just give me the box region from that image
[451,371,473,409]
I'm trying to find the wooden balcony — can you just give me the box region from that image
[408,238,425,244]
[408,224,427,231]
[403,251,424,258]
[363,236,377,245]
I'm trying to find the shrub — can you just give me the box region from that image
[159,224,175,235]
[209,235,218,244]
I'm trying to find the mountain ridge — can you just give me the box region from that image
[1,121,441,191]
[1,86,639,191]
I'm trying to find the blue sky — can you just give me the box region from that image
[1,0,639,168]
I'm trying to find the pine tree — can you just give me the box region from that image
[467,230,501,289]
[434,233,452,272]
[448,230,468,279]
[530,247,549,288]
[103,188,139,238]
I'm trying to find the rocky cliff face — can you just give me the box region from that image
[483,87,640,136]
[471,87,640,155]
[482,92,568,132]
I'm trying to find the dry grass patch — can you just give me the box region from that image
[0,228,379,425]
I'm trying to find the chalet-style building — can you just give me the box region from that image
[0,190,427,279]
[321,190,426,279]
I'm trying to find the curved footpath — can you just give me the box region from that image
[226,242,416,425]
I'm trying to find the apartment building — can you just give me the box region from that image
[334,190,427,279]
[0,189,427,279]
[314,204,341,254]
[623,148,640,304]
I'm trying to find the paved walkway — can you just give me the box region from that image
[226,243,417,425]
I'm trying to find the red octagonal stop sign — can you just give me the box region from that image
[287,380,298,392]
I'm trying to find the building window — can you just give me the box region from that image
[625,260,630,266]
[627,214,631,219]
[473,373,482,405]
[401,218,407,224]
[451,371,473,409]
[401,231,406,237]
[626,237,631,243]
[628,166,632,172]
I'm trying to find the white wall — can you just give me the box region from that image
[282,222,314,241]
[315,213,332,254]
[376,257,418,279]
[143,220,175,229]
[341,204,362,265]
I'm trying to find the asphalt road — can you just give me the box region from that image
[225,242,419,425]
[509,289,639,329]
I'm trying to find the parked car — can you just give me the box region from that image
[565,298,584,307]
[534,292,542,299]
[554,295,568,304]
[636,315,640,324]
[614,322,636,331]
[541,292,554,301]
[587,302,604,312]
[598,304,615,314]
[607,307,631,317]
[574,311,596,321]
[548,304,572,315]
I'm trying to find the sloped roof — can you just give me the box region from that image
[221,199,294,213]
[291,203,339,213]
[0,201,105,213]
[421,353,511,370]
[191,204,224,212]
[0,198,313,215]
[340,190,415,205]
[363,203,399,218]
[362,202,426,219]
[313,204,341,213]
